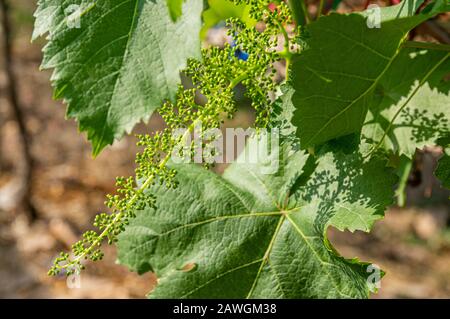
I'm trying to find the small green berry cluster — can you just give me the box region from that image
[49,2,298,276]
[227,18,280,127]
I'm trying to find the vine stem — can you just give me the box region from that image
[273,19,292,81]
[365,51,450,158]
[61,121,198,269]
[297,0,311,24]
[318,0,325,18]
[396,157,413,207]
[287,0,309,25]
[59,71,253,270]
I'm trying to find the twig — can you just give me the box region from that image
[403,40,450,51]
[318,0,325,18]
[0,0,37,221]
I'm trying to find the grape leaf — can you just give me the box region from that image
[201,0,255,39]
[362,48,450,157]
[117,136,396,298]
[33,0,202,155]
[290,0,447,149]
[167,0,184,21]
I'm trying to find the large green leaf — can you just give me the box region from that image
[117,136,396,298]
[291,0,447,149]
[33,0,202,155]
[362,48,450,157]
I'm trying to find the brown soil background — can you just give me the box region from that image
[0,0,449,298]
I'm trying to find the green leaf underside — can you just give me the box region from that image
[270,85,297,138]
[362,48,450,157]
[117,135,396,298]
[291,0,447,149]
[33,0,202,155]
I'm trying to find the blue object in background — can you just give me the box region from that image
[231,39,249,61]
[234,49,249,61]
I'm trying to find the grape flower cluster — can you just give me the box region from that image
[49,0,301,277]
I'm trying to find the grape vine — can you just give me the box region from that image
[33,0,449,298]
[48,0,298,276]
